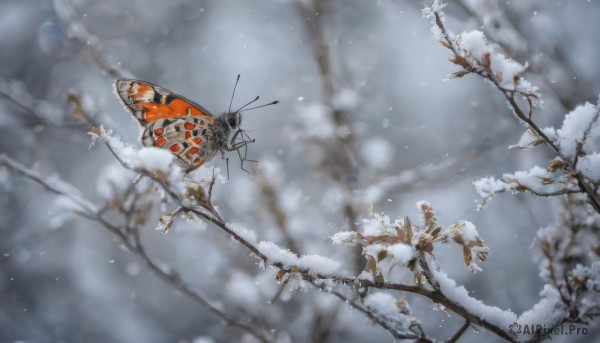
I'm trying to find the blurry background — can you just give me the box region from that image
[1,0,599,342]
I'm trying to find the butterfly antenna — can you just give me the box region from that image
[234,96,260,113]
[241,100,280,112]
[228,74,241,113]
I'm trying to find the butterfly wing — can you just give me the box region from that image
[115,78,215,125]
[115,79,217,171]
[143,117,217,171]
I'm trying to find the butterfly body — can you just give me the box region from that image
[115,78,244,172]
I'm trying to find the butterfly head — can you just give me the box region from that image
[225,94,279,131]
[224,111,242,129]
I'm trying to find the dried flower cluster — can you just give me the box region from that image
[334,201,489,286]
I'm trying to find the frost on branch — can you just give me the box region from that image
[432,269,518,330]
[363,292,422,338]
[90,126,185,195]
[508,128,556,150]
[423,1,541,104]
[532,201,600,325]
[157,212,176,234]
[90,126,228,234]
[555,97,600,183]
[577,153,600,182]
[423,0,600,338]
[258,241,341,276]
[557,101,600,161]
[333,202,489,282]
[570,263,600,318]
[474,165,578,208]
[475,97,600,207]
[227,223,258,246]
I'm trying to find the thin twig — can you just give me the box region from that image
[310,279,423,341]
[446,320,470,343]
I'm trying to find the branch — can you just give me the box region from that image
[94,128,529,341]
[310,279,424,341]
[6,130,522,342]
[446,320,470,343]
[95,132,438,339]
[429,6,600,214]
[0,154,272,343]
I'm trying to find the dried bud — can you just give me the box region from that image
[463,246,472,269]
[186,185,209,206]
[416,233,434,254]
[451,55,471,69]
[91,127,102,137]
[495,72,504,84]
[548,158,568,172]
[449,70,470,79]
[513,73,521,84]
[157,212,175,234]
[395,216,413,244]
[419,201,438,234]
[275,269,288,282]
[377,250,388,262]
[482,52,492,68]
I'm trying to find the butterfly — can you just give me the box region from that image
[114,76,278,173]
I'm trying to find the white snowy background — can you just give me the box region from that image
[1,0,599,342]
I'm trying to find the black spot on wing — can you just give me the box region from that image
[153,92,163,104]
[165,95,176,104]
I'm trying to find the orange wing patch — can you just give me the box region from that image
[115,78,215,125]
[140,99,213,123]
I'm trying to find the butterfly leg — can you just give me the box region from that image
[220,149,231,179]
[236,144,258,174]
[227,139,258,174]
[224,129,258,174]
[227,128,256,151]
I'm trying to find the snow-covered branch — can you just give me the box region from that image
[424,1,600,340]
[82,127,530,341]
[0,154,272,343]
[425,1,600,214]
[4,1,600,342]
